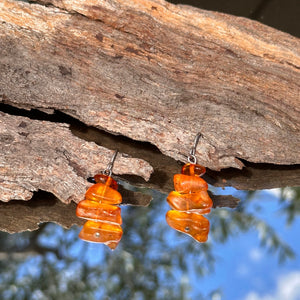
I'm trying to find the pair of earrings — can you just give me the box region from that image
[76,133,212,249]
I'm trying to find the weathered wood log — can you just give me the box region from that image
[0,0,299,173]
[0,112,153,203]
[0,108,241,218]
[0,0,299,234]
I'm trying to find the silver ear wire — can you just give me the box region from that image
[103,150,118,176]
[187,133,202,164]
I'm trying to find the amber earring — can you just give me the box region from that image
[166,133,212,242]
[76,150,123,250]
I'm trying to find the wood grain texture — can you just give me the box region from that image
[0,112,153,202]
[0,0,299,172]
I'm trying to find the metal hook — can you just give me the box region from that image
[187,132,203,164]
[103,150,118,177]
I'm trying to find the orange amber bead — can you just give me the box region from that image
[85,183,122,204]
[78,220,123,250]
[166,210,209,243]
[167,190,212,214]
[181,163,206,177]
[173,174,208,193]
[94,174,118,190]
[105,241,120,251]
[76,200,122,225]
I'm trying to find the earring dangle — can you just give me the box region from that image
[76,150,123,250]
[166,133,212,242]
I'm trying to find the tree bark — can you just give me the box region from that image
[1,0,298,232]
[0,112,153,202]
[0,0,299,171]
[0,0,300,212]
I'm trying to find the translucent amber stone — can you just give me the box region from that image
[85,183,122,204]
[105,241,120,251]
[94,174,118,190]
[79,220,123,250]
[167,190,212,214]
[181,163,206,177]
[76,200,122,225]
[173,174,208,193]
[166,210,209,243]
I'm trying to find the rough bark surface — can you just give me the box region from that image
[0,110,241,216]
[0,0,299,172]
[0,0,299,233]
[0,112,153,203]
[71,124,300,191]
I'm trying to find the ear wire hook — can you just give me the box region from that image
[187,132,203,164]
[103,150,119,177]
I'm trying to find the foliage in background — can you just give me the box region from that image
[0,187,299,300]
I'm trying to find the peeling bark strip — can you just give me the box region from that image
[0,1,299,170]
[0,112,153,203]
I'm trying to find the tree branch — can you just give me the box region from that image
[0,0,299,171]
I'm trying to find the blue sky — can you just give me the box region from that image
[1,187,299,300]
[191,188,300,300]
[55,187,300,300]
